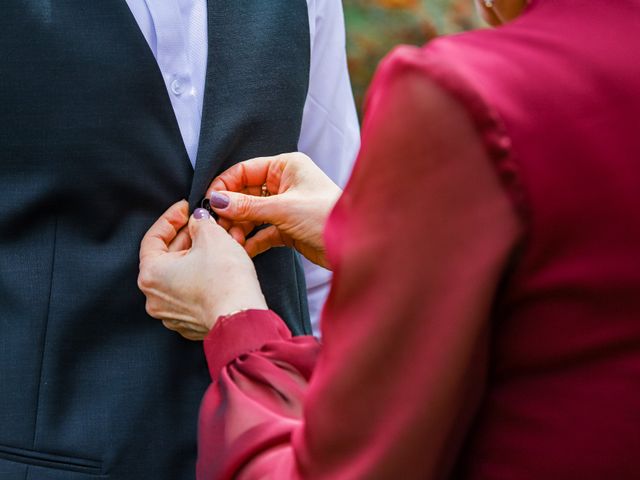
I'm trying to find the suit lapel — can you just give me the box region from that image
[188,1,311,210]
[188,1,226,210]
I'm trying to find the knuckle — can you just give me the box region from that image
[235,195,254,218]
[161,319,174,330]
[145,299,158,317]
[137,265,155,291]
[291,152,310,165]
[137,272,149,292]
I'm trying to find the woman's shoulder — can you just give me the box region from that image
[364,37,527,219]
[366,29,500,121]
[371,27,516,102]
[369,34,515,144]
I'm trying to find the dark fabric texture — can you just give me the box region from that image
[0,1,311,479]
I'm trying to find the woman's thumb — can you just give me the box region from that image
[188,208,223,250]
[209,191,277,224]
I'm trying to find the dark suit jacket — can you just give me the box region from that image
[0,2,311,479]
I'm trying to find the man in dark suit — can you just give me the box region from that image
[0,1,357,479]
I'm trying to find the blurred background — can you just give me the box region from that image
[344,0,480,118]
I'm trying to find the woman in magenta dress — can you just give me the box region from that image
[137,0,640,478]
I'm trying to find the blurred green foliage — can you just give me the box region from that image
[344,0,480,117]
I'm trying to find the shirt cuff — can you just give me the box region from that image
[203,309,292,381]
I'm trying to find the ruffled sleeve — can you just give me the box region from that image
[197,310,320,480]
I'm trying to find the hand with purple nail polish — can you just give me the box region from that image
[138,200,268,340]
[207,152,342,269]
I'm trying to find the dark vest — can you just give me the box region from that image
[0,2,311,479]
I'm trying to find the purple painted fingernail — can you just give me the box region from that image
[210,192,230,209]
[193,208,210,220]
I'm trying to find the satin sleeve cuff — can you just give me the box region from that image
[203,309,293,381]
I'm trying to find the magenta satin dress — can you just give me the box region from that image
[196,1,640,478]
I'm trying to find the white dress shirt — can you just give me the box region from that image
[125,0,359,336]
